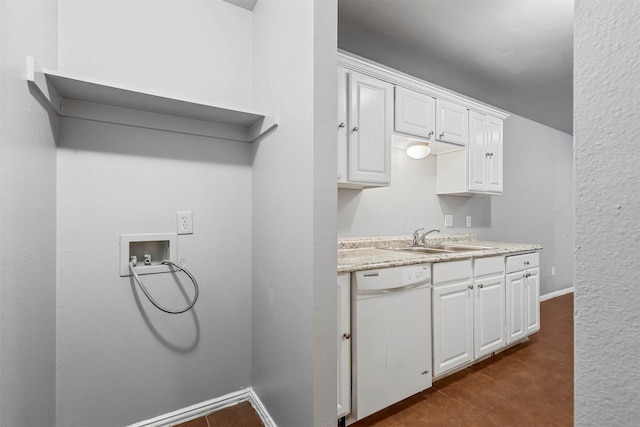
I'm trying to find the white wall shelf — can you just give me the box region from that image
[26,56,278,142]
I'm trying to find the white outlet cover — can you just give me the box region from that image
[176,211,193,235]
[120,233,177,277]
[444,215,453,227]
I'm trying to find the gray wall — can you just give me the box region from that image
[0,1,58,426]
[575,1,640,425]
[337,112,574,297]
[485,114,574,296]
[55,2,255,425]
[251,0,337,426]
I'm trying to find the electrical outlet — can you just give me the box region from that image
[176,211,193,235]
[444,215,453,227]
[466,216,472,227]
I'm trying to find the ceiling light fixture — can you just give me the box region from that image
[406,141,431,159]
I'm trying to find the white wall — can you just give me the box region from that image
[337,113,574,297]
[251,0,337,426]
[575,1,640,425]
[0,1,58,426]
[56,2,255,425]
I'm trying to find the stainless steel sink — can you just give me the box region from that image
[438,244,497,252]
[388,244,496,255]
[388,246,453,254]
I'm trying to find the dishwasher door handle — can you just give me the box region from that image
[357,281,431,296]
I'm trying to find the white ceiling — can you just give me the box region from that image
[338,0,574,134]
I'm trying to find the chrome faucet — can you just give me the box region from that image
[412,228,441,246]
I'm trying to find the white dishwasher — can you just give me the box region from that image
[350,264,432,422]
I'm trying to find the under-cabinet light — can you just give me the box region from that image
[406,142,431,159]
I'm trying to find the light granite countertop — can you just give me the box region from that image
[337,234,542,273]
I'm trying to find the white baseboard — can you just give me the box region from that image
[128,387,276,427]
[540,286,574,302]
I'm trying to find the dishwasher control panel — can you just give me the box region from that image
[354,263,431,293]
[403,264,430,286]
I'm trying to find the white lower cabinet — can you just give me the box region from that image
[525,268,540,335]
[432,260,474,378]
[433,256,507,378]
[337,273,351,419]
[506,253,540,344]
[473,257,506,359]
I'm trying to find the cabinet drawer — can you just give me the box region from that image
[506,252,539,273]
[433,259,472,284]
[474,256,505,277]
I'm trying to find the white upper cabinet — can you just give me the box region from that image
[338,52,508,192]
[437,111,504,195]
[436,99,469,146]
[337,67,393,188]
[468,111,488,191]
[469,112,504,193]
[485,115,504,193]
[337,67,349,183]
[348,71,393,185]
[394,86,436,140]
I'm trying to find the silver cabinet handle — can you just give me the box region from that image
[428,130,434,137]
[439,132,445,139]
[468,284,474,290]
[485,152,491,158]
[343,333,351,340]
[338,122,345,128]
[352,126,359,132]
[478,283,484,289]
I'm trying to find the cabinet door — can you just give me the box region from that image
[436,99,468,146]
[468,111,488,192]
[506,272,526,344]
[525,268,540,335]
[337,68,349,184]
[337,274,351,418]
[348,71,393,185]
[474,274,506,358]
[432,280,474,377]
[486,116,503,193]
[394,86,435,140]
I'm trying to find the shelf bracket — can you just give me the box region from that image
[249,108,279,142]
[26,56,62,115]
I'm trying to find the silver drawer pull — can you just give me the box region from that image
[343,333,351,340]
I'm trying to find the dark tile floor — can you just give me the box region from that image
[351,293,574,426]
[174,401,263,427]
